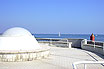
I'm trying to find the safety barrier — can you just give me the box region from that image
[37,38,72,48]
[73,61,104,69]
[81,39,104,55]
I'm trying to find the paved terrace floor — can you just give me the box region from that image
[0,46,104,69]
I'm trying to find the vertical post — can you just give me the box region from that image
[49,39,51,46]
[81,40,83,47]
[50,39,52,46]
[84,39,87,44]
[94,41,95,50]
[72,64,77,69]
[81,39,87,48]
[103,42,104,53]
[84,64,87,69]
[67,39,69,47]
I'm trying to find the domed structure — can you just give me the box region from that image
[2,27,32,37]
[0,27,41,50]
[0,27,50,62]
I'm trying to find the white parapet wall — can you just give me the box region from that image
[81,39,104,55]
[0,49,50,62]
[37,38,83,48]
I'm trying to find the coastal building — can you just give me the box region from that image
[0,27,50,62]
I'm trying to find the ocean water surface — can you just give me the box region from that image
[33,34,104,42]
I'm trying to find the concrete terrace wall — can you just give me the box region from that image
[37,38,84,48]
[81,40,104,55]
[0,49,50,62]
[67,39,84,48]
[82,44,104,55]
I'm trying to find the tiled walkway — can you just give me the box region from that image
[0,46,104,69]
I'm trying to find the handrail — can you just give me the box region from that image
[73,61,104,69]
[38,41,71,44]
[87,40,104,43]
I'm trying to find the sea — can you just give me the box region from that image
[33,34,104,42]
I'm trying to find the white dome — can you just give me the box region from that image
[0,27,41,50]
[2,27,32,36]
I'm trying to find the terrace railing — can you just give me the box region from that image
[81,39,104,55]
[36,38,72,48]
[73,61,104,69]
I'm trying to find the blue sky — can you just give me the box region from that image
[0,0,104,34]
